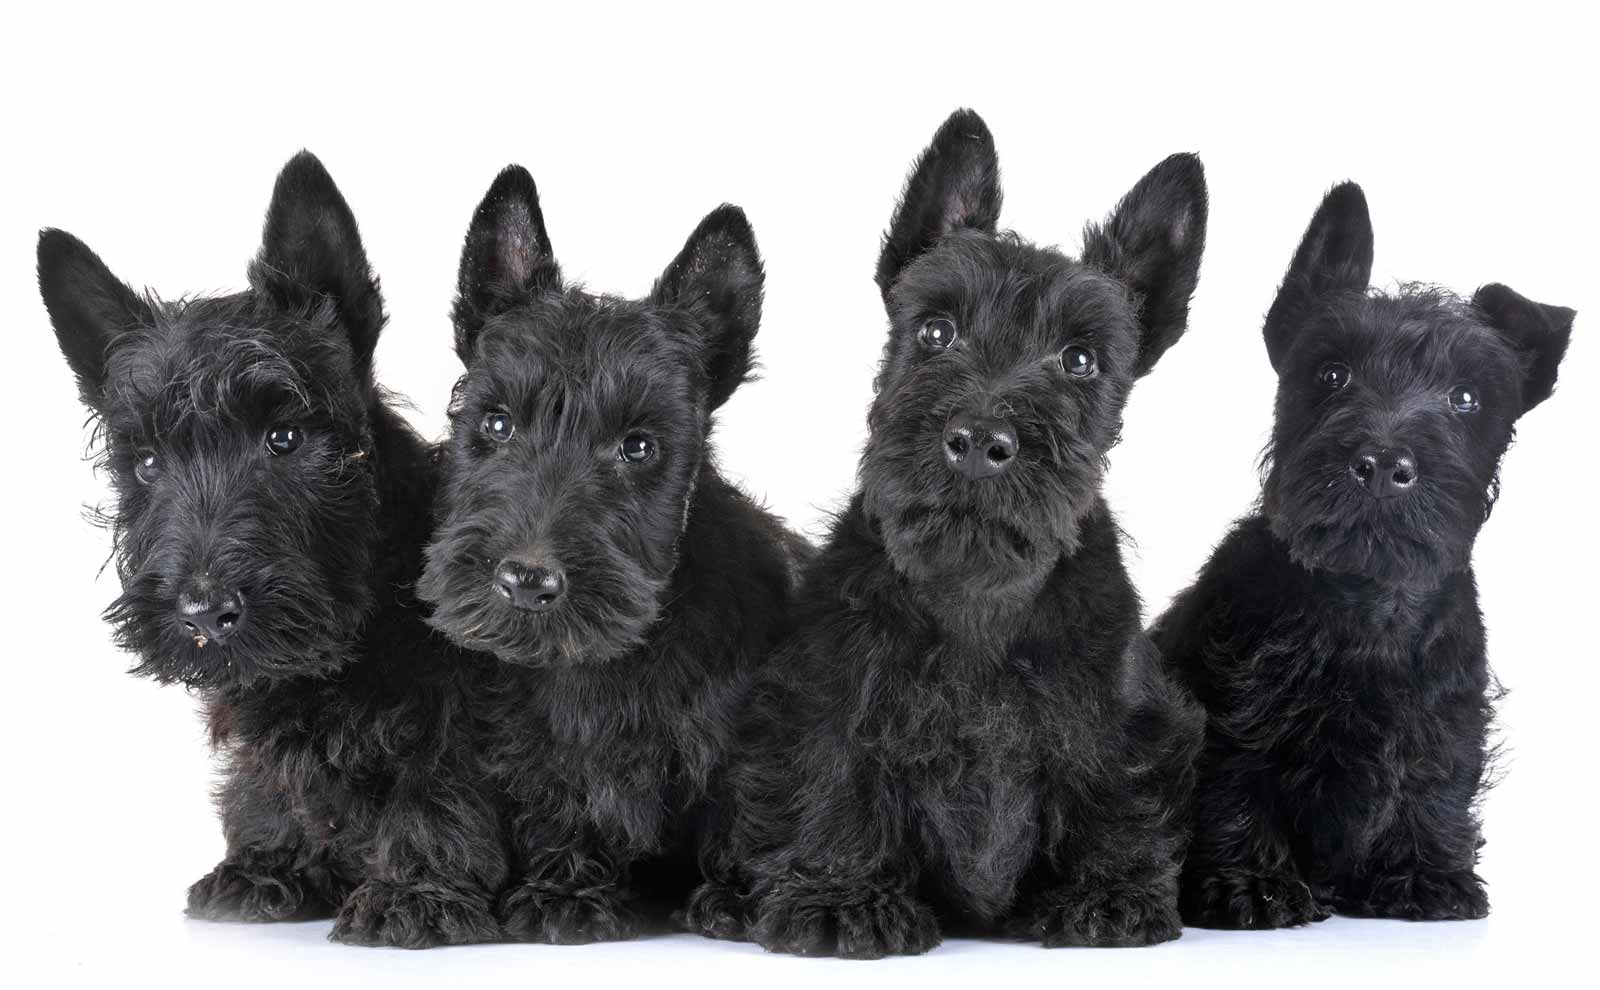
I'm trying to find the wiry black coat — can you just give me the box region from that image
[692,110,1206,958]
[1151,182,1576,928]
[419,166,803,943]
[38,153,507,948]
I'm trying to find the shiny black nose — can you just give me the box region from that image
[177,586,246,646]
[1349,446,1418,498]
[494,559,567,612]
[943,413,1018,480]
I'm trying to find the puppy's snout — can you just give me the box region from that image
[176,581,246,646]
[494,558,568,612]
[1349,446,1417,498]
[943,412,1018,480]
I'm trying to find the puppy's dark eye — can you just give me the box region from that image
[619,433,656,464]
[1448,384,1481,414]
[481,409,515,443]
[1318,362,1352,390]
[1062,345,1097,378]
[919,318,958,350]
[134,449,162,485]
[265,425,303,456]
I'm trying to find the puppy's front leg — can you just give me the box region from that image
[1021,770,1188,947]
[330,758,506,948]
[1179,750,1329,929]
[187,765,350,923]
[746,765,938,959]
[1332,774,1488,921]
[498,810,639,944]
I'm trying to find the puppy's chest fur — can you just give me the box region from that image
[207,625,474,853]
[1183,521,1490,860]
[867,640,1051,916]
[489,656,736,854]
[831,533,1138,919]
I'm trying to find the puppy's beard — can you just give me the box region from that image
[420,553,667,668]
[1263,468,1475,587]
[108,585,361,688]
[871,496,1071,597]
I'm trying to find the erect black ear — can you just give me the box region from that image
[875,108,1002,299]
[452,165,559,361]
[652,204,764,410]
[38,228,153,408]
[249,151,385,381]
[1263,182,1374,371]
[1473,283,1575,413]
[1081,153,1209,377]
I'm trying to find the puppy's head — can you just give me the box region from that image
[421,167,763,667]
[39,152,385,687]
[864,109,1207,593]
[1262,182,1575,584]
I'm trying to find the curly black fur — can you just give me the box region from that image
[689,109,1207,958]
[418,166,804,944]
[1151,181,1576,928]
[39,152,508,948]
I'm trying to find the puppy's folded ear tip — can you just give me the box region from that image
[1472,282,1511,307]
[1474,282,1578,332]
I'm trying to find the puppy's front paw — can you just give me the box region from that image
[1022,882,1182,948]
[1180,869,1329,929]
[498,881,637,944]
[186,856,334,922]
[751,879,940,959]
[330,880,499,948]
[1335,869,1487,921]
[677,880,747,941]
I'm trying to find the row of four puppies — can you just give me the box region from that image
[38,108,1572,954]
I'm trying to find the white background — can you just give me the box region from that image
[2,2,1595,986]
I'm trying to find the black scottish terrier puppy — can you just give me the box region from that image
[419,166,803,943]
[1152,182,1575,928]
[39,153,506,948]
[696,110,1207,958]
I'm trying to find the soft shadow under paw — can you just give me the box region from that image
[330,880,499,948]
[752,881,940,959]
[1181,870,1329,929]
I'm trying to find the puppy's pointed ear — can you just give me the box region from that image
[1082,153,1208,377]
[38,228,153,408]
[250,151,385,380]
[1473,283,1575,413]
[876,109,1002,299]
[1263,182,1373,371]
[652,205,764,410]
[453,165,559,361]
